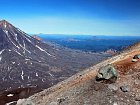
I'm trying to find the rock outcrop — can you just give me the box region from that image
[96,64,118,83]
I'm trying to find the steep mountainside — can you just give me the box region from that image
[19,40,140,105]
[0,20,110,104]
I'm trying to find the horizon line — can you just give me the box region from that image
[30,33,140,37]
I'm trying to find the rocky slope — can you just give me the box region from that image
[18,41,140,105]
[0,20,110,104]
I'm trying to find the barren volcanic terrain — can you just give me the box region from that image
[19,41,140,105]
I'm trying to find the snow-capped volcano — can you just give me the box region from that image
[0,20,58,91]
[0,20,54,60]
[0,20,109,104]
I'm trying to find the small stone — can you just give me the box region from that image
[135,80,139,85]
[57,97,65,103]
[135,94,140,101]
[133,54,140,59]
[135,101,140,105]
[132,54,140,62]
[109,100,112,103]
[94,85,100,91]
[132,59,138,62]
[108,84,118,91]
[120,98,123,100]
[127,99,130,102]
[113,102,118,105]
[120,85,130,92]
[17,99,26,105]
[23,100,35,105]
[114,95,118,98]
[17,99,35,105]
[49,102,58,105]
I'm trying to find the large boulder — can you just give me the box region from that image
[96,64,118,83]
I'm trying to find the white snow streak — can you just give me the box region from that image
[49,73,53,77]
[22,71,24,75]
[36,72,38,77]
[28,76,30,80]
[18,43,31,54]
[4,23,7,28]
[0,49,5,55]
[42,79,45,82]
[15,50,23,56]
[12,62,15,64]
[35,45,54,57]
[4,30,8,34]
[7,94,14,97]
[0,49,5,62]
[6,101,17,105]
[25,37,32,43]
[35,45,44,51]
[3,30,20,49]
[21,70,24,80]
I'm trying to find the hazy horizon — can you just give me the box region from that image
[0,0,140,36]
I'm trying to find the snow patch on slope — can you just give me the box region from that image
[21,70,24,80]
[35,45,54,57]
[0,49,5,62]
[0,49,5,55]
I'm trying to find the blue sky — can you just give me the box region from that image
[0,0,140,35]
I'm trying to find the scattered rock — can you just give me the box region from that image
[134,80,140,85]
[22,100,35,105]
[120,85,130,92]
[17,99,26,105]
[132,54,140,62]
[133,54,140,59]
[108,84,118,91]
[6,101,17,105]
[96,64,118,83]
[93,85,101,91]
[17,99,35,105]
[132,59,138,62]
[135,101,140,105]
[57,97,66,104]
[49,102,58,105]
[135,94,140,101]
[113,102,118,105]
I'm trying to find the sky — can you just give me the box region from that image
[0,0,140,35]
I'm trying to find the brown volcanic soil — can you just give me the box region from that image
[17,43,140,105]
[0,88,39,105]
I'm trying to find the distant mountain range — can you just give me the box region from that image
[36,34,140,52]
